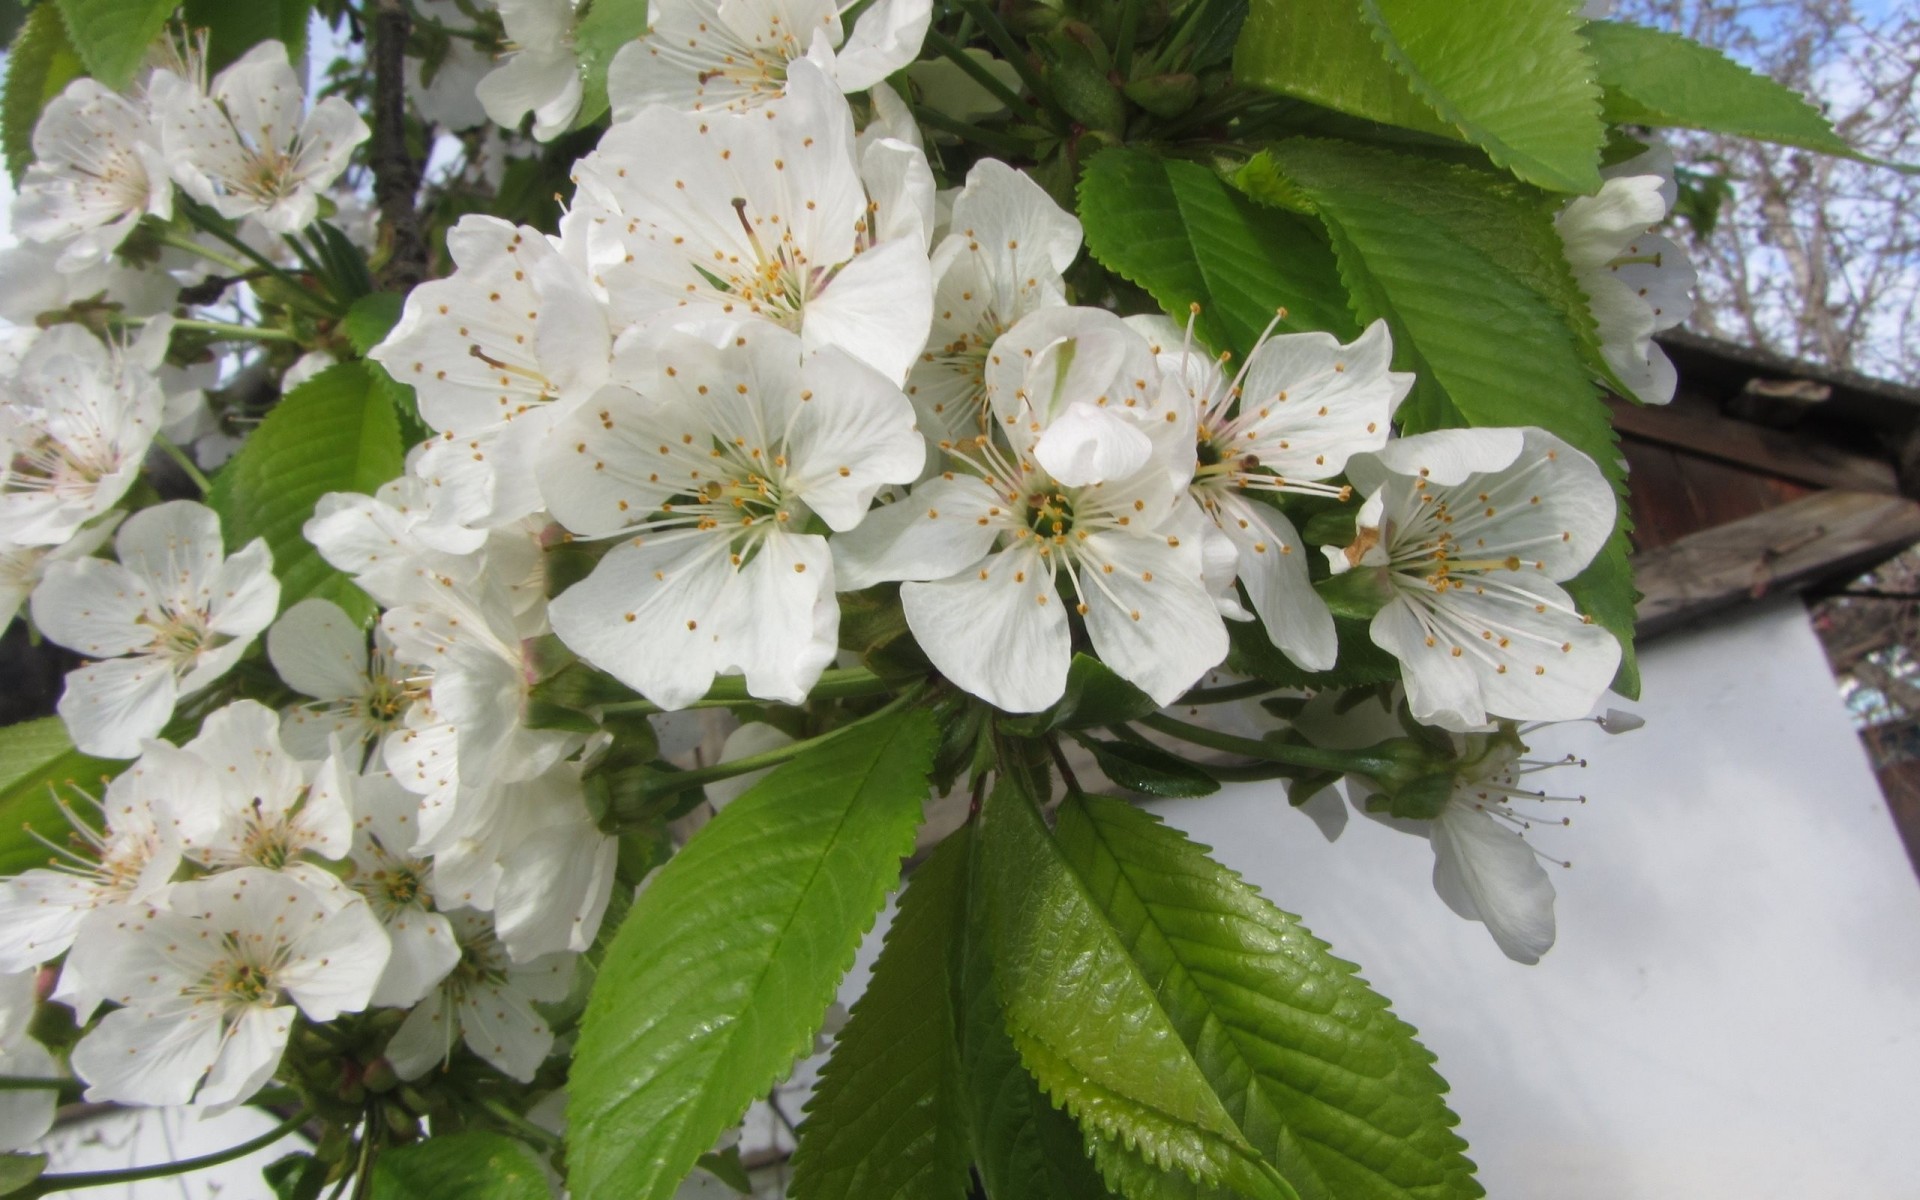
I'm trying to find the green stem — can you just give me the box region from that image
[480,1096,562,1154]
[18,1108,312,1198]
[597,666,899,716]
[180,204,342,316]
[640,683,929,798]
[0,1075,81,1099]
[924,28,1044,124]
[907,103,1032,156]
[154,435,214,495]
[1138,712,1378,775]
[170,317,300,344]
[149,225,254,275]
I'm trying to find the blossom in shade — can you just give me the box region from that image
[540,320,923,709]
[1324,427,1621,730]
[386,907,572,1083]
[32,501,279,758]
[164,700,354,897]
[570,59,934,384]
[0,972,57,1152]
[0,750,183,975]
[477,0,583,141]
[369,216,611,530]
[338,767,460,1008]
[12,78,172,270]
[267,597,421,759]
[67,870,389,1108]
[607,0,933,118]
[0,321,169,548]
[153,40,370,235]
[0,515,118,632]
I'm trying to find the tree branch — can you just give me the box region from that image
[370,0,428,292]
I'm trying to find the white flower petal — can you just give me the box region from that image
[1431,802,1557,964]
[902,543,1069,712]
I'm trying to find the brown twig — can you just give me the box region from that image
[370,0,428,291]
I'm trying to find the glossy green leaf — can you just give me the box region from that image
[1058,795,1481,1199]
[1078,148,1357,359]
[1078,739,1219,799]
[1260,139,1638,693]
[1585,19,1857,159]
[4,5,85,183]
[788,829,971,1200]
[1234,0,1458,144]
[207,361,404,623]
[1225,615,1399,691]
[568,707,937,1200]
[370,1132,550,1200]
[957,829,1118,1200]
[976,780,1296,1200]
[0,1153,47,1193]
[0,718,123,879]
[344,293,407,356]
[572,0,649,128]
[54,0,178,89]
[1358,0,1603,192]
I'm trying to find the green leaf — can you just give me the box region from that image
[54,0,177,89]
[264,1151,329,1200]
[0,718,122,879]
[568,707,938,1200]
[976,780,1296,1200]
[1000,654,1159,737]
[344,292,407,356]
[180,0,312,73]
[1585,20,1857,160]
[370,1132,550,1200]
[957,829,1118,1200]
[1056,795,1481,1199]
[572,0,648,129]
[787,829,971,1200]
[1077,739,1219,799]
[1357,0,1603,192]
[0,1153,47,1193]
[4,4,85,183]
[1260,138,1637,689]
[1234,0,1459,144]
[1077,149,1357,359]
[207,361,404,622]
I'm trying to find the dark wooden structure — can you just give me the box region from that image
[1622,331,1920,874]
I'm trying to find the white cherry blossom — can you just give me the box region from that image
[0,750,183,975]
[477,0,583,141]
[386,907,572,1083]
[540,319,923,709]
[67,870,389,1109]
[1556,146,1696,405]
[268,597,421,759]
[12,78,172,270]
[338,767,460,1008]
[153,40,370,235]
[0,515,118,631]
[304,472,491,609]
[835,321,1227,710]
[0,972,57,1152]
[0,239,181,324]
[607,0,933,118]
[1324,428,1621,730]
[571,58,935,383]
[0,321,170,548]
[408,0,497,130]
[909,159,1081,448]
[164,700,353,894]
[32,501,279,758]
[369,216,611,530]
[1146,314,1410,670]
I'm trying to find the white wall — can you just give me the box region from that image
[1146,597,1920,1199]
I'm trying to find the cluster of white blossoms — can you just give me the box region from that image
[0,0,1697,1149]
